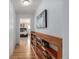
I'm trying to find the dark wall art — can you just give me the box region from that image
[36,9,47,28]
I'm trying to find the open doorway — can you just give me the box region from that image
[20,18,31,38]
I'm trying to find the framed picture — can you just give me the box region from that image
[36,9,47,28]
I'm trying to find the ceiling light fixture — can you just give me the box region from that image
[21,0,31,6]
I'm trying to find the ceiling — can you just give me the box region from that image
[12,0,42,14]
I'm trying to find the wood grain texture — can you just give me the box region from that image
[32,32,62,48]
[31,31,62,59]
[11,37,36,59]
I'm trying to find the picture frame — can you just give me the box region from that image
[36,9,47,28]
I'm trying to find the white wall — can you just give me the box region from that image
[15,14,20,44]
[34,0,69,59]
[9,0,16,57]
[62,0,69,59]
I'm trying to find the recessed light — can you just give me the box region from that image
[21,0,31,6]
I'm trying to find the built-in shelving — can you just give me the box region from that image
[31,31,62,59]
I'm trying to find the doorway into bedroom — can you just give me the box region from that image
[20,18,31,38]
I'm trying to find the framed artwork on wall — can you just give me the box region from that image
[36,9,47,28]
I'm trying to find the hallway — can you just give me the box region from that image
[9,0,69,59]
[11,37,36,59]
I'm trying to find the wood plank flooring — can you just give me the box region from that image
[11,37,36,59]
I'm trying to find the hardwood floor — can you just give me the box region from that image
[11,36,36,59]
